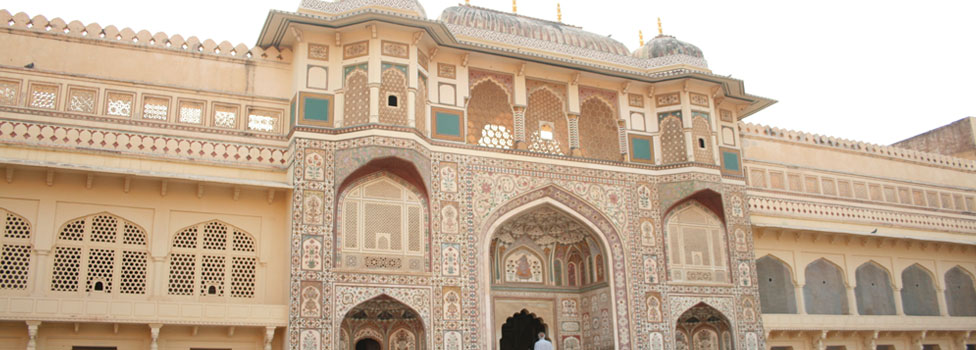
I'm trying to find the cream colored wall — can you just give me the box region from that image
[0,322,285,350]
[0,31,292,99]
[754,226,976,350]
[0,167,290,326]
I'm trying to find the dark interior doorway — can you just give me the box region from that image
[499,309,547,350]
[356,338,381,350]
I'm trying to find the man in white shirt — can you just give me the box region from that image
[533,332,553,350]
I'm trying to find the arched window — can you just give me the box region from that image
[944,266,976,316]
[900,264,939,316]
[666,202,728,283]
[803,258,848,315]
[756,255,797,313]
[0,209,32,290]
[51,213,148,295]
[167,221,257,298]
[854,262,896,315]
[338,173,427,273]
[466,80,513,148]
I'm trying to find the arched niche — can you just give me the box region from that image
[900,264,939,316]
[854,261,896,315]
[466,79,514,148]
[499,309,548,350]
[803,258,849,315]
[335,171,429,274]
[945,266,976,316]
[756,255,797,313]
[663,195,729,284]
[675,303,733,350]
[480,188,628,350]
[341,295,425,350]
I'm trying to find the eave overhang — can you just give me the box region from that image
[256,9,776,118]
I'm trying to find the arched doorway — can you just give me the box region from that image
[486,202,616,350]
[340,295,425,350]
[357,338,382,350]
[499,309,548,350]
[675,303,733,350]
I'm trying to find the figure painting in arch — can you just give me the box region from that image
[340,295,424,350]
[489,203,615,349]
[675,303,733,350]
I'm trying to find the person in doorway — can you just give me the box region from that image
[534,331,553,350]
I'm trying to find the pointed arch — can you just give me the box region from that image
[854,261,896,315]
[479,185,630,350]
[0,208,33,290]
[675,302,733,350]
[337,291,430,350]
[343,66,370,126]
[335,170,430,273]
[466,78,514,147]
[660,113,687,164]
[944,265,976,316]
[901,263,939,316]
[167,220,257,299]
[525,87,569,155]
[663,198,729,284]
[50,212,149,295]
[756,255,797,313]
[379,64,408,126]
[803,258,849,315]
[579,96,621,161]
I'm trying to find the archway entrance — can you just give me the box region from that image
[488,203,615,350]
[499,309,547,350]
[340,295,425,350]
[675,303,733,350]
[357,338,382,350]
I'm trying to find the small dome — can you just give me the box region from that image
[632,34,703,59]
[439,5,631,56]
[299,0,427,18]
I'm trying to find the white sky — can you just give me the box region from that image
[9,0,975,145]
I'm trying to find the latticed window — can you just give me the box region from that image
[50,213,148,294]
[167,221,257,298]
[339,174,425,256]
[0,209,33,290]
[666,202,729,284]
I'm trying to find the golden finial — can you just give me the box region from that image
[639,30,644,46]
[557,3,562,22]
[657,17,663,35]
[513,0,517,13]
[465,0,469,4]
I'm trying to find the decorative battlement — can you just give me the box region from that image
[739,122,976,171]
[1,10,292,63]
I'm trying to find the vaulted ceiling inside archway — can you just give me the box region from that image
[493,205,599,248]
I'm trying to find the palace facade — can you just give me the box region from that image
[0,1,973,350]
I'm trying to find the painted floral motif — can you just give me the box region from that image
[746,332,759,350]
[651,332,664,350]
[301,329,321,350]
[640,219,655,246]
[301,285,322,318]
[734,228,748,252]
[444,331,462,350]
[738,261,752,287]
[439,164,458,193]
[443,286,461,320]
[441,243,460,276]
[441,203,458,234]
[561,298,578,317]
[304,191,324,225]
[731,194,743,217]
[305,150,326,181]
[646,293,662,323]
[644,255,658,284]
[563,336,581,350]
[741,296,756,323]
[637,184,653,210]
[302,237,323,271]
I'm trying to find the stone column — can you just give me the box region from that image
[795,285,807,314]
[149,324,162,350]
[846,286,859,315]
[368,83,380,123]
[26,321,40,350]
[936,287,949,316]
[407,88,417,128]
[893,287,905,315]
[617,119,628,161]
[265,326,276,350]
[568,114,581,156]
[32,250,49,292]
[513,106,526,149]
